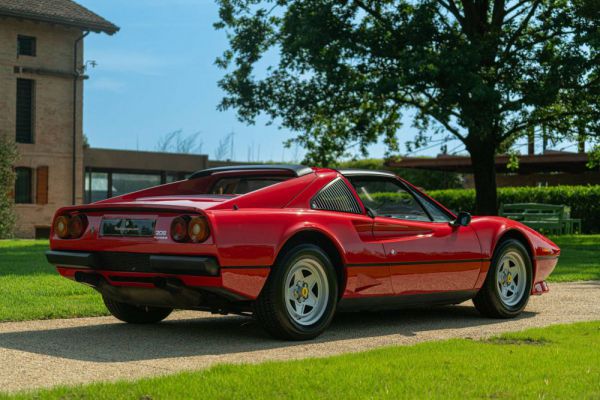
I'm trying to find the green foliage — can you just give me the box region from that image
[336,158,462,189]
[427,185,600,233]
[0,135,18,239]
[215,0,600,214]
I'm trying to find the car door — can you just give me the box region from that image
[347,176,483,296]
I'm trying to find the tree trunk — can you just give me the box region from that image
[467,142,498,216]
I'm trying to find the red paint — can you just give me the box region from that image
[49,167,559,306]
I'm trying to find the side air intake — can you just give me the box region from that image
[311,178,362,214]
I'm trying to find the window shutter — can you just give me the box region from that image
[36,166,48,205]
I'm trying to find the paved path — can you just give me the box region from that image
[1,281,599,393]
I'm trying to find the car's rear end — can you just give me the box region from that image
[47,201,262,316]
[46,165,316,317]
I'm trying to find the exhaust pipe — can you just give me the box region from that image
[153,277,184,292]
[74,271,102,287]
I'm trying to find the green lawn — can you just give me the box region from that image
[0,235,598,322]
[3,321,599,399]
[549,235,600,282]
[0,240,107,321]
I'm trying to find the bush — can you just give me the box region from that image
[427,186,600,234]
[0,135,17,238]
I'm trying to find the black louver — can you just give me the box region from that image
[311,178,362,214]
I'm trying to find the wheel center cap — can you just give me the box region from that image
[301,286,309,298]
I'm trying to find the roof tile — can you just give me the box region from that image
[0,0,118,34]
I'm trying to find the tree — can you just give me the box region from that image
[214,132,235,160]
[215,0,599,214]
[156,130,203,154]
[0,135,18,238]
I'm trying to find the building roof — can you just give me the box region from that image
[386,151,591,174]
[0,0,119,34]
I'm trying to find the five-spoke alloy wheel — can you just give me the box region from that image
[284,258,330,326]
[473,239,533,318]
[254,244,338,340]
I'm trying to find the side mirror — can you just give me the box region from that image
[451,211,471,227]
[366,207,377,219]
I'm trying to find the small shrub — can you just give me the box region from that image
[0,135,18,238]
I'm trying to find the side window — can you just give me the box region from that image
[311,178,362,214]
[348,177,430,222]
[418,195,453,222]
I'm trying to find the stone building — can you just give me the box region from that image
[0,0,118,237]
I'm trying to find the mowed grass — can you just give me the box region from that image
[549,235,600,282]
[0,240,107,321]
[4,321,599,399]
[0,235,598,322]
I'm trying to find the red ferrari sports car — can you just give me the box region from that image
[46,165,559,340]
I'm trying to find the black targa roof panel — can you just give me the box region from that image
[188,164,314,179]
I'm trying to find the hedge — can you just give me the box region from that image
[426,185,600,234]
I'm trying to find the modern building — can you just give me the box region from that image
[387,150,600,188]
[83,148,210,204]
[0,0,118,238]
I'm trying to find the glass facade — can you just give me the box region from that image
[85,172,109,203]
[112,173,161,197]
[84,170,188,203]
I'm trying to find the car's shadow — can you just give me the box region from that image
[0,304,536,363]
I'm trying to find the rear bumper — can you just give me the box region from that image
[46,250,270,302]
[46,250,220,276]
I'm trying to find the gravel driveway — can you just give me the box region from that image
[0,281,598,393]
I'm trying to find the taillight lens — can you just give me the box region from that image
[171,216,189,242]
[54,214,87,239]
[188,217,210,243]
[68,214,87,238]
[54,215,70,239]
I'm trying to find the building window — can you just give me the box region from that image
[85,171,109,203]
[17,35,36,56]
[16,78,35,143]
[15,167,32,204]
[112,173,161,197]
[35,226,51,239]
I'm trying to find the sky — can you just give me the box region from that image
[77,0,440,162]
[77,0,574,162]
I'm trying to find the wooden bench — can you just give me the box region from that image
[499,203,581,235]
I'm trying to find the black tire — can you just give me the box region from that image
[254,244,338,340]
[473,239,533,318]
[103,296,173,324]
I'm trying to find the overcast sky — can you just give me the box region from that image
[76,0,476,162]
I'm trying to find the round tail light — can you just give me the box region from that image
[171,216,189,242]
[68,214,87,238]
[54,215,71,239]
[188,217,210,243]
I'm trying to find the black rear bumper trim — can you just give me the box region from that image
[46,250,220,276]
